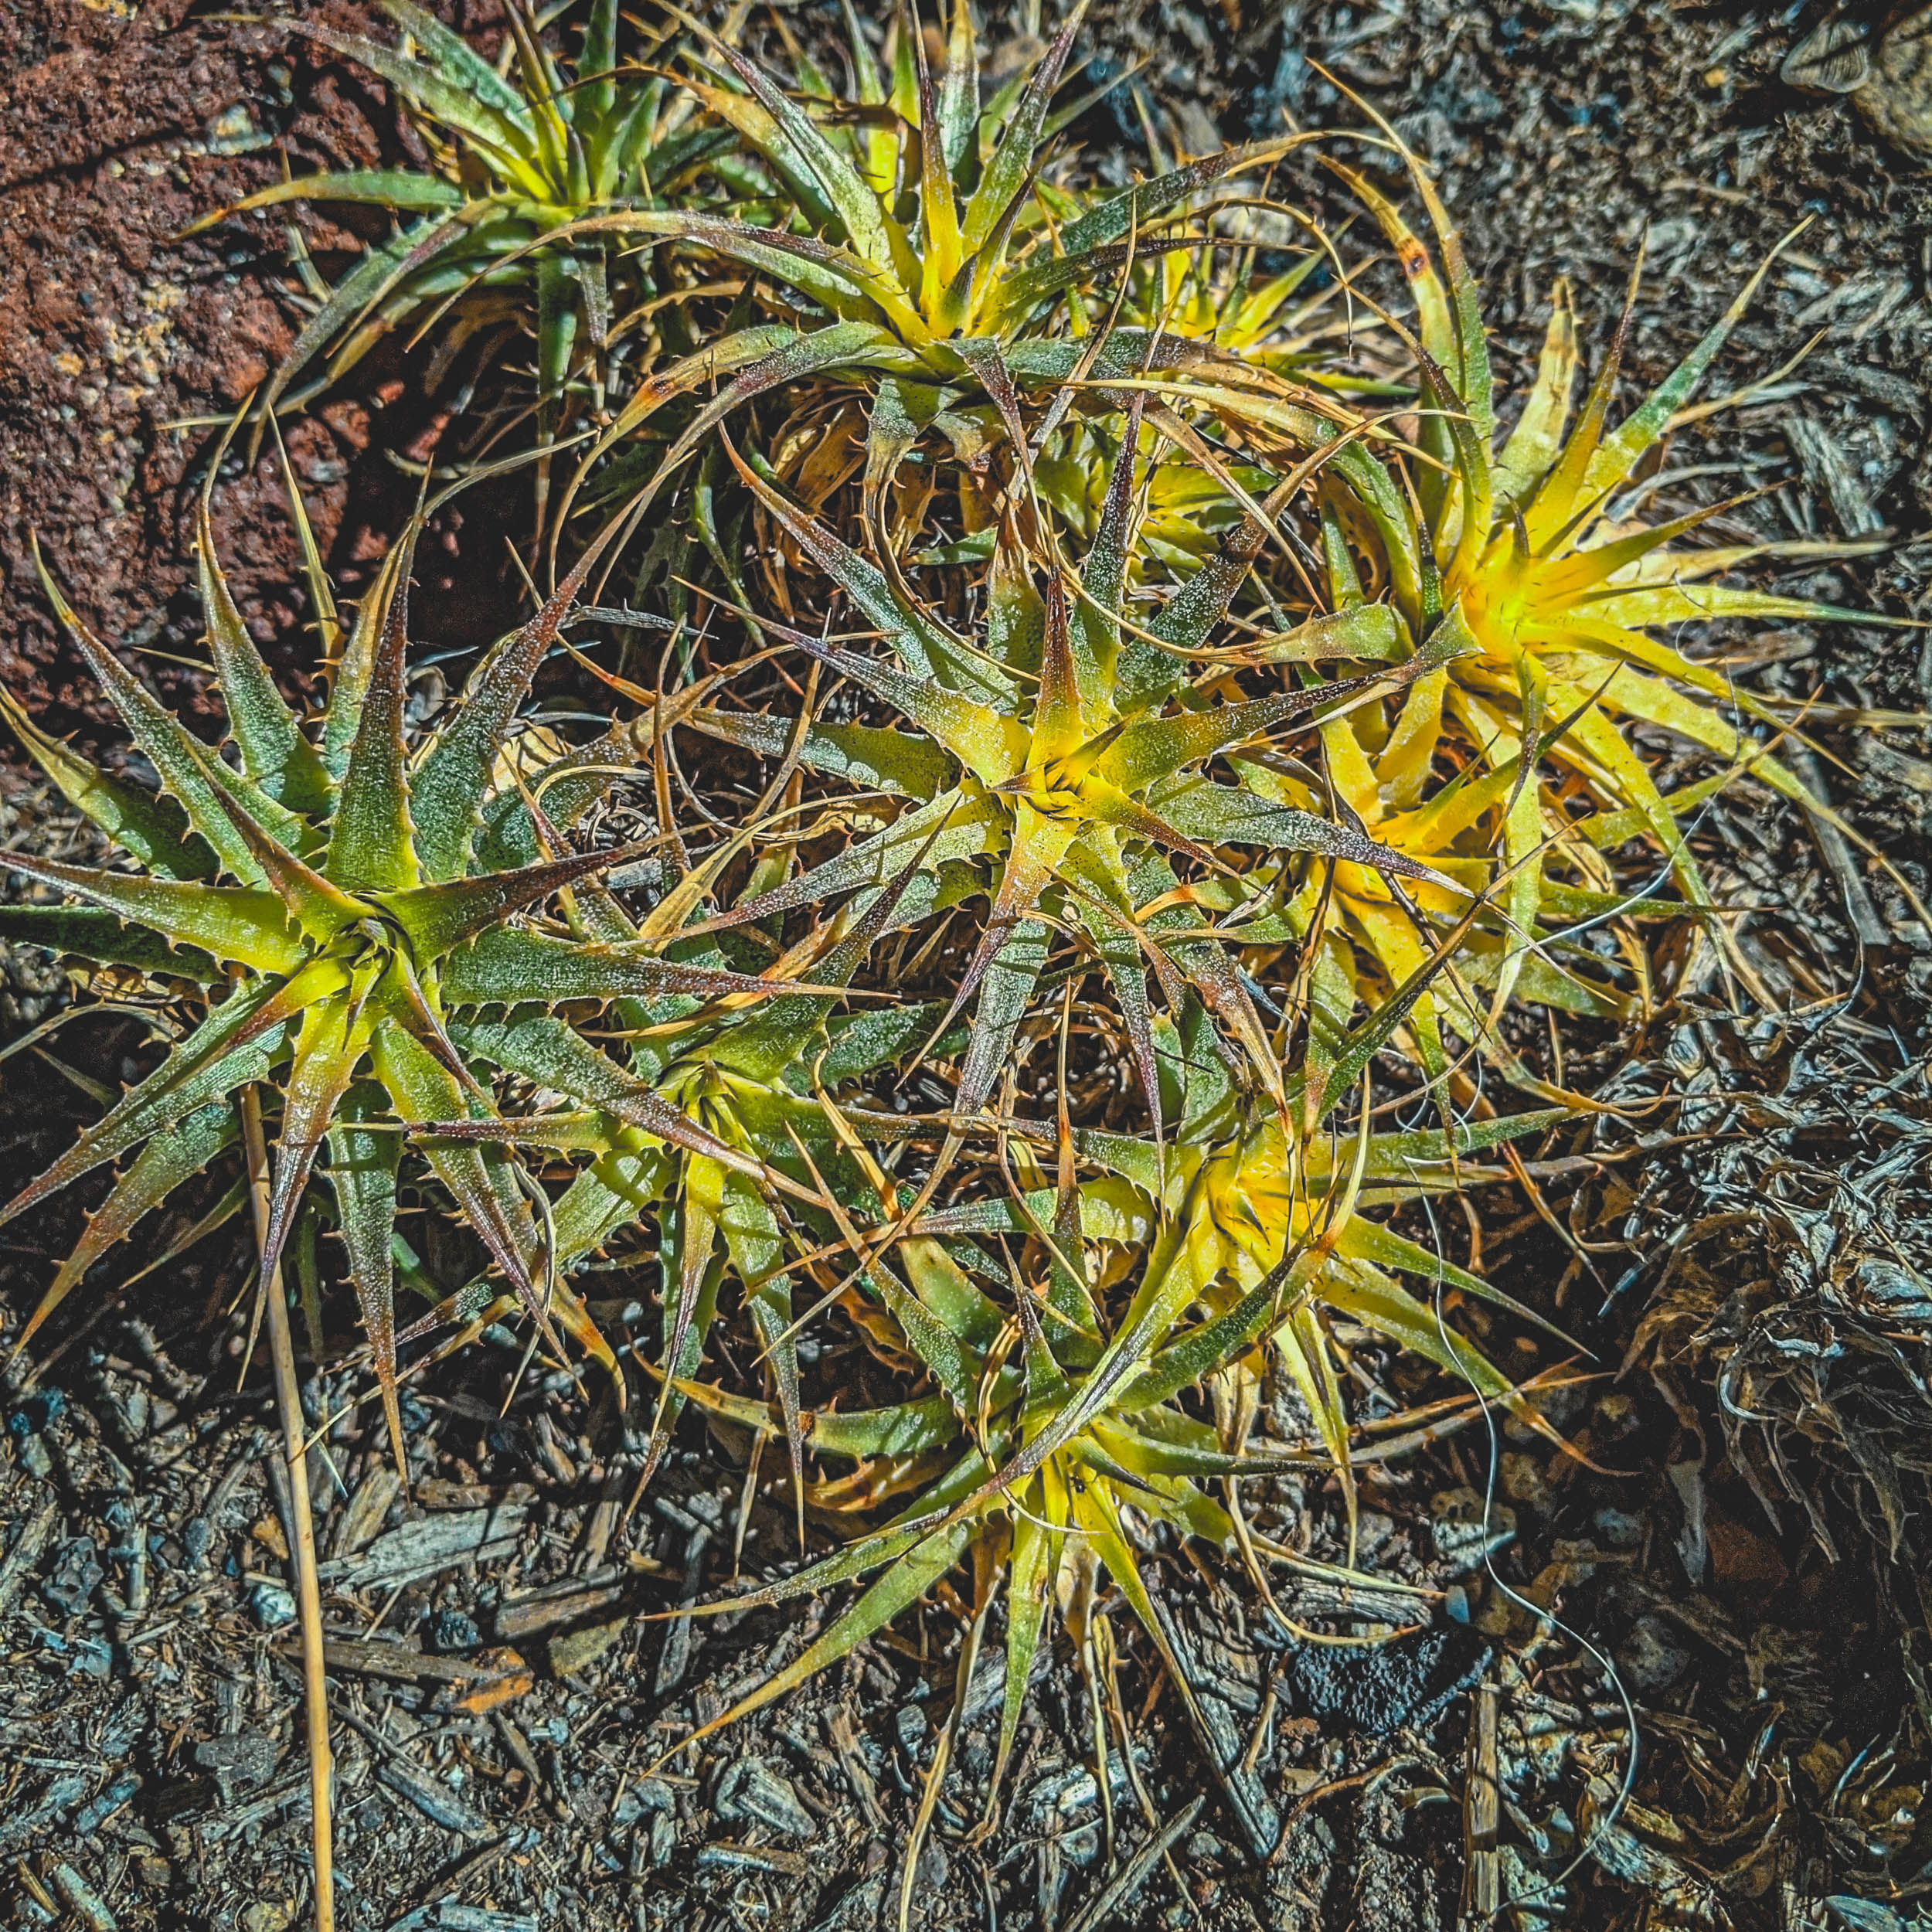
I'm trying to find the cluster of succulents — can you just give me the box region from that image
[7,0,1894,1830]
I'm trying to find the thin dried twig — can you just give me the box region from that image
[241,1084,336,1932]
[1462,1678,1501,1923]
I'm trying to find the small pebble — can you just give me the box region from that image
[249,1583,297,1629]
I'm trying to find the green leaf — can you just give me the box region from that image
[327,532,420,893]
[196,495,330,812]
[380,0,539,131]
[1248,603,1405,665]
[716,1163,804,1529]
[453,1009,746,1169]
[199,789,368,945]
[329,1083,408,1476]
[952,906,1052,1123]
[804,1392,962,1460]
[1061,830,1162,1135]
[0,852,304,975]
[0,971,317,1230]
[268,213,475,419]
[719,442,1016,706]
[682,1518,975,1751]
[370,1011,542,1318]
[1068,405,1141,707]
[580,210,895,327]
[816,1003,960,1084]
[381,844,645,962]
[548,1140,670,1270]
[17,1097,237,1352]
[960,5,1080,251]
[191,169,467,228]
[1112,477,1290,709]
[294,20,543,191]
[321,539,404,782]
[701,29,889,264]
[259,988,369,1285]
[1056,137,1301,257]
[410,570,585,883]
[937,0,980,173]
[687,707,952,803]
[711,788,1003,937]
[0,684,213,882]
[1134,1247,1302,1411]
[1153,781,1448,888]
[439,927,794,1008]
[994,234,1199,319]
[990,1510,1053,1808]
[1583,243,1791,502]
[702,831,929,1084]
[34,558,299,884]
[862,1251,983,1412]
[0,906,221,981]
[778,631,1024,787]
[1094,679,1372,794]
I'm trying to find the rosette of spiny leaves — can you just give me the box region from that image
[1019,407,1286,576]
[636,965,1565,1826]
[0,475,808,1473]
[1112,105,1398,393]
[192,0,740,436]
[687,422,1463,1151]
[1202,490,1674,1104]
[1216,688,1660,1103]
[547,0,1328,552]
[410,832,976,1527]
[1161,116,1920,961]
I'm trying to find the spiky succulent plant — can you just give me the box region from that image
[1217,687,1657,1099]
[192,0,739,437]
[19,15,1918,1900]
[546,2,1332,554]
[1110,111,1397,390]
[685,422,1461,1151]
[414,846,979,1527]
[1151,125,1915,952]
[0,468,813,1469]
[641,931,1563,1820]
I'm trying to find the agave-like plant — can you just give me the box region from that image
[686,423,1459,1152]
[641,962,1562,1823]
[1109,105,1399,391]
[1145,125,1915,950]
[546,2,1338,558]
[0,468,813,1471]
[191,0,740,436]
[413,840,979,1526]
[1216,688,1658,1099]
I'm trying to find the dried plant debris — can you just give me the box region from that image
[0,1313,1560,1930]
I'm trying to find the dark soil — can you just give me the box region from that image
[0,0,535,743]
[1,2,1929,1930]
